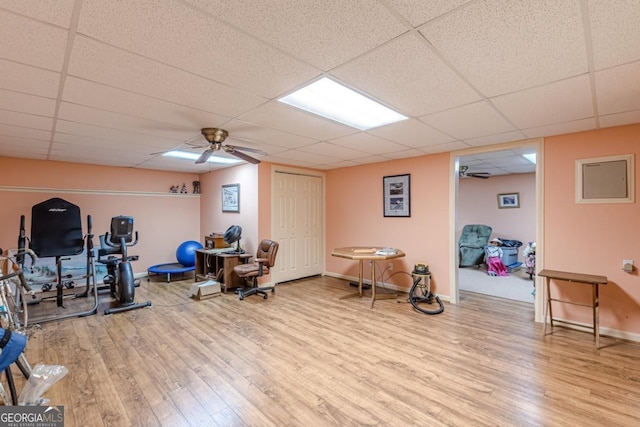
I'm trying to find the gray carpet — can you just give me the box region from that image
[459,265,535,303]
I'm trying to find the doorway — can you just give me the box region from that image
[451,140,543,317]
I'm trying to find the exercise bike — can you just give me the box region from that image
[98,216,152,315]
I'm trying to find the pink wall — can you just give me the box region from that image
[325,153,451,294]
[544,124,640,335]
[458,173,536,254]
[198,163,260,254]
[0,157,200,275]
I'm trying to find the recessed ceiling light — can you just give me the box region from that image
[162,150,242,164]
[278,77,408,130]
[523,153,536,164]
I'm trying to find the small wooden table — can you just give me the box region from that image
[538,269,608,348]
[331,246,405,308]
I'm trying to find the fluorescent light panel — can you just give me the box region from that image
[278,77,407,130]
[523,153,536,164]
[162,150,242,164]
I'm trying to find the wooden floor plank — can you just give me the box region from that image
[6,276,639,427]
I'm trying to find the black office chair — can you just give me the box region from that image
[234,239,279,300]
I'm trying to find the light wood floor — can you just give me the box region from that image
[10,275,640,426]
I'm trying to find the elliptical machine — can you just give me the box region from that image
[98,216,152,315]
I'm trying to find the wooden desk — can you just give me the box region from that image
[331,246,405,308]
[538,269,608,348]
[194,249,245,292]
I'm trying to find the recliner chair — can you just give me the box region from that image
[458,224,492,267]
[234,239,279,300]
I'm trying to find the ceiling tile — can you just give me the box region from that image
[420,101,515,139]
[367,118,454,148]
[62,77,228,132]
[329,132,409,155]
[420,0,587,96]
[0,59,60,98]
[298,142,371,161]
[222,120,317,150]
[186,0,408,70]
[386,0,472,26]
[521,118,596,138]
[419,140,470,154]
[0,90,56,116]
[76,0,320,99]
[0,137,49,159]
[595,62,640,115]
[67,37,267,118]
[1,0,75,27]
[332,33,480,116]
[238,100,356,141]
[464,130,526,147]
[55,120,178,150]
[0,110,53,131]
[57,102,196,142]
[0,10,68,71]
[589,0,640,70]
[0,123,50,141]
[599,110,640,129]
[492,75,594,128]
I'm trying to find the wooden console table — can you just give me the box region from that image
[194,249,245,292]
[538,269,608,348]
[331,246,405,308]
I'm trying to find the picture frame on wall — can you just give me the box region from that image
[497,192,520,209]
[383,174,411,217]
[222,183,240,213]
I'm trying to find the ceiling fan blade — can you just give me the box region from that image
[230,144,267,155]
[195,148,214,164]
[224,146,261,164]
[468,173,491,179]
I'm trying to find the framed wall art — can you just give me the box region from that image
[222,183,240,213]
[497,192,520,209]
[383,174,410,217]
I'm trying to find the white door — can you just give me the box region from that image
[272,171,323,283]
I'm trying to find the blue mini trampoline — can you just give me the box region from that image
[147,240,202,283]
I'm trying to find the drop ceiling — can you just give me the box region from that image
[1,0,639,174]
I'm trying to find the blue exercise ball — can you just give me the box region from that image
[176,240,203,267]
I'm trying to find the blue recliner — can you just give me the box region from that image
[458,224,493,267]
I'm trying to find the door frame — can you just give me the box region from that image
[270,165,326,285]
[449,138,545,322]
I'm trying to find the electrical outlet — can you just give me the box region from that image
[388,262,393,270]
[623,259,634,272]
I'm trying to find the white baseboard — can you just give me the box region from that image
[324,272,636,342]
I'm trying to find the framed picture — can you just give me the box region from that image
[383,174,410,217]
[222,183,240,213]
[497,192,520,209]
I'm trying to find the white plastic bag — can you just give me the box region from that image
[18,364,68,406]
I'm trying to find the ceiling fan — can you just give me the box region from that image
[195,128,265,164]
[459,165,491,179]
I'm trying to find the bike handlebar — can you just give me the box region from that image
[0,269,35,296]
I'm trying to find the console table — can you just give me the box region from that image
[331,246,405,308]
[538,269,608,348]
[194,249,245,292]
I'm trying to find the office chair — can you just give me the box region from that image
[233,239,279,300]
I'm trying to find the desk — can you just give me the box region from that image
[331,246,405,308]
[194,249,245,292]
[539,269,608,348]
